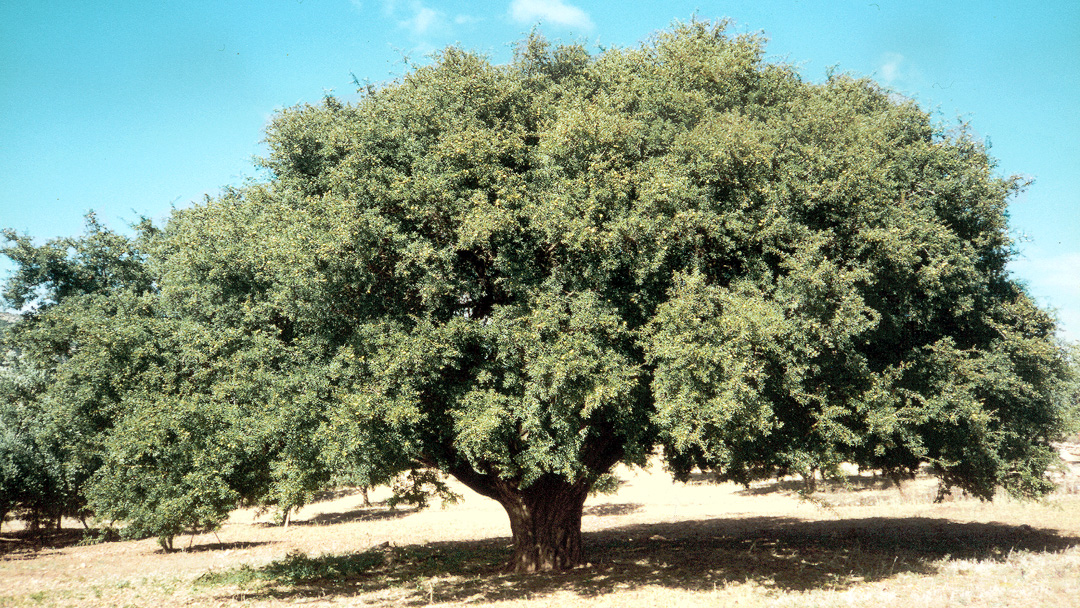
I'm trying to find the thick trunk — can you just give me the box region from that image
[437,426,624,573]
[444,463,592,573]
[497,476,589,572]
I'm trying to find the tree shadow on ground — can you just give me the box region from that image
[311,486,368,503]
[733,473,899,496]
[584,503,642,517]
[173,540,276,554]
[0,526,112,557]
[303,507,416,526]
[251,506,415,528]
[205,515,1080,605]
[1,526,276,557]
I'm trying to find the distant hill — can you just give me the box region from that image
[0,311,19,329]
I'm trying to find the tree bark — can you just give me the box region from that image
[436,426,624,573]
[444,463,592,573]
[496,475,590,573]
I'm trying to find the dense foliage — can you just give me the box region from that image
[2,21,1074,569]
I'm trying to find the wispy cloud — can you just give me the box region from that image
[509,0,594,30]
[880,52,905,85]
[378,0,447,37]
[454,14,482,25]
[401,5,442,35]
[379,1,478,40]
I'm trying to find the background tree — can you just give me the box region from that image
[1,215,350,549]
[0,350,76,532]
[0,215,155,533]
[2,20,1073,570]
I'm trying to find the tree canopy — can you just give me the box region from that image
[2,21,1074,570]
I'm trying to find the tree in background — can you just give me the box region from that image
[0,351,74,532]
[0,217,340,549]
[0,215,154,533]
[2,21,1074,570]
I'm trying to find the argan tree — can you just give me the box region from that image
[0,216,157,533]
[3,21,1073,570]
[1,218,337,549]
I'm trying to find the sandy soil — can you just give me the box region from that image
[3,457,1080,607]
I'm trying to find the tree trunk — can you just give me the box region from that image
[438,427,624,573]
[497,476,590,573]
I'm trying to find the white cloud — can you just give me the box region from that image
[877,52,927,91]
[880,52,905,85]
[375,0,442,36]
[380,0,448,38]
[402,5,441,35]
[509,0,594,30]
[377,1,478,42]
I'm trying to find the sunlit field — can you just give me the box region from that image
[3,450,1080,607]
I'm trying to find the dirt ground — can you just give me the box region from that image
[3,455,1080,607]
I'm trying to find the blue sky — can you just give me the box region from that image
[2,1,1077,340]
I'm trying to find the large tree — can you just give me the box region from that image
[4,21,1074,570]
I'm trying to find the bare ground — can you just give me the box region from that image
[4,456,1080,607]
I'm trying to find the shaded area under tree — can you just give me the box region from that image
[201,515,1080,605]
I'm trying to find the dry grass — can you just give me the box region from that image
[3,458,1080,607]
